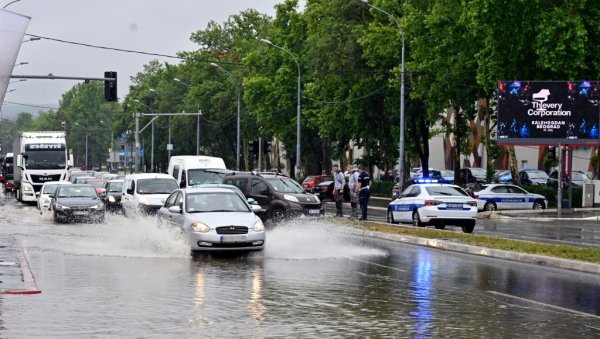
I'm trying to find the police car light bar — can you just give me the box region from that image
[416,178,439,184]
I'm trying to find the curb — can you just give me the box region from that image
[1,238,41,295]
[343,226,600,275]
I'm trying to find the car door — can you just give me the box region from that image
[489,185,511,210]
[249,178,270,213]
[507,185,530,209]
[396,185,420,222]
[160,191,182,227]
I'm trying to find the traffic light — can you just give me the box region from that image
[120,143,125,150]
[547,146,556,160]
[104,71,117,101]
[263,140,273,153]
[248,140,259,158]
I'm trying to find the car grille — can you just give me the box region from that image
[30,174,62,184]
[302,204,322,211]
[216,226,248,235]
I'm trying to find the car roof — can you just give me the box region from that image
[125,173,175,179]
[108,179,124,183]
[179,187,242,194]
[41,181,71,185]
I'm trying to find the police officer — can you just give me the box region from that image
[355,165,371,220]
[332,164,345,217]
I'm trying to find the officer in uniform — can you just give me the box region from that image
[355,165,371,220]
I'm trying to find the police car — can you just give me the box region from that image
[387,180,477,233]
[475,184,547,211]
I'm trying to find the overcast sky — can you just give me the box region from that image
[3,0,284,111]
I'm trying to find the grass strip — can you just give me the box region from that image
[351,221,600,264]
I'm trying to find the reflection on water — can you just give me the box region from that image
[2,206,600,338]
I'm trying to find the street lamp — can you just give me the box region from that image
[359,0,405,189]
[209,64,242,170]
[74,122,88,170]
[173,78,201,157]
[134,99,155,172]
[99,120,114,171]
[260,38,302,177]
[150,88,172,162]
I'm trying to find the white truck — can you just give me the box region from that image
[13,131,73,202]
[167,155,230,188]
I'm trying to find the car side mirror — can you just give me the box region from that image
[251,204,262,212]
[127,188,134,195]
[168,205,182,214]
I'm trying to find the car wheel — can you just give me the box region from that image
[53,212,60,223]
[386,210,398,224]
[271,207,286,222]
[483,202,497,211]
[412,210,423,227]
[533,200,545,210]
[461,220,476,233]
[434,222,445,230]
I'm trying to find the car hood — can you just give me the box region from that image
[55,197,102,206]
[137,194,170,206]
[184,211,261,227]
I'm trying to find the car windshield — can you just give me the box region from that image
[470,168,486,176]
[137,178,178,194]
[57,186,97,198]
[42,183,62,194]
[186,192,250,213]
[527,171,549,179]
[572,172,588,181]
[108,182,123,192]
[440,170,454,177]
[266,177,304,193]
[426,186,468,196]
[188,169,228,185]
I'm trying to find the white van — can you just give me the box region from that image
[121,173,178,214]
[167,155,231,188]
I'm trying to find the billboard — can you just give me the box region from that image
[497,81,600,145]
[0,9,31,105]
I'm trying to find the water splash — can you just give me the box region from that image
[264,218,387,260]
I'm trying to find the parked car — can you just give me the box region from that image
[100,179,124,213]
[459,167,487,184]
[314,180,350,201]
[301,175,333,193]
[387,183,477,233]
[475,184,547,211]
[392,170,453,198]
[37,181,72,214]
[222,172,324,221]
[519,169,549,185]
[49,184,105,223]
[494,170,512,183]
[158,187,265,252]
[547,170,590,189]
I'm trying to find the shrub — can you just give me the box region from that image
[523,185,582,208]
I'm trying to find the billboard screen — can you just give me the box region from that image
[497,81,600,145]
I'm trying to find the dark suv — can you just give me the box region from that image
[223,172,324,221]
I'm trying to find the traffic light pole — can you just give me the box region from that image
[135,111,202,173]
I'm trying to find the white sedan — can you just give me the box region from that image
[475,184,547,211]
[37,181,72,214]
[387,183,478,233]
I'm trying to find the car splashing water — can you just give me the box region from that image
[264,218,388,260]
[31,209,190,258]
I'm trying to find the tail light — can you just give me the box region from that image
[466,201,477,207]
[424,200,442,206]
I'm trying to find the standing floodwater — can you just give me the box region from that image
[1,198,599,338]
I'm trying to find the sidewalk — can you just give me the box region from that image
[481,207,600,220]
[0,234,41,295]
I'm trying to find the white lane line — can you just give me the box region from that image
[343,256,407,272]
[488,290,600,319]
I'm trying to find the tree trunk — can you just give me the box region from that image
[508,145,520,185]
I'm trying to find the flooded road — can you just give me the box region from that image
[1,198,600,337]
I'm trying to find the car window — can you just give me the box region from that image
[108,182,123,192]
[223,178,247,193]
[42,184,59,194]
[251,179,268,195]
[136,178,178,194]
[508,186,526,194]
[491,186,509,193]
[165,191,180,208]
[400,186,413,196]
[526,171,549,179]
[425,186,468,196]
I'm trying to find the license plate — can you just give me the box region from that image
[220,235,246,243]
[308,209,321,215]
[74,211,89,216]
[446,203,463,209]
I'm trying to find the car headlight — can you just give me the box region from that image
[55,204,68,211]
[23,186,33,192]
[253,218,265,232]
[108,195,116,203]
[90,203,104,210]
[313,195,320,203]
[190,221,210,233]
[284,194,299,203]
[138,196,150,205]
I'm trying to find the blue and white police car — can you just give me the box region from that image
[387,180,478,233]
[475,184,547,211]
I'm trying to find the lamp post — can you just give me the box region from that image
[173,78,201,156]
[359,0,405,189]
[74,122,88,170]
[260,38,302,177]
[150,88,172,162]
[134,99,155,172]
[209,64,242,170]
[99,120,113,171]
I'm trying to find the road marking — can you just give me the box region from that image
[488,290,600,319]
[343,256,406,272]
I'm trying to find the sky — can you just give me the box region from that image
[2,0,284,114]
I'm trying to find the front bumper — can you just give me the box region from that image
[54,208,105,222]
[189,231,266,251]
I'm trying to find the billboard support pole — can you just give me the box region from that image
[568,145,573,210]
[557,144,562,218]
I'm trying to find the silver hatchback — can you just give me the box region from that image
[158,187,265,253]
